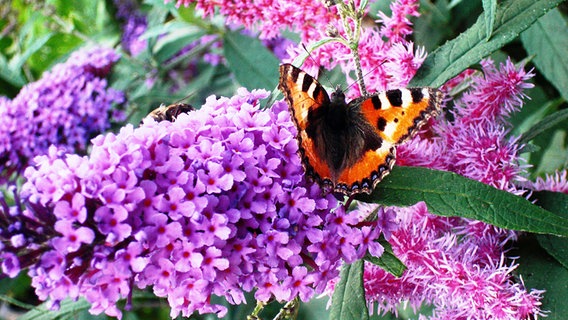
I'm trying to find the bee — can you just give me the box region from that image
[144,103,195,123]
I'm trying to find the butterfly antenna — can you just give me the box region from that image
[172,91,195,105]
[342,60,386,97]
[301,43,335,89]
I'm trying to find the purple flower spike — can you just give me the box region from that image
[5,88,386,319]
[0,47,125,183]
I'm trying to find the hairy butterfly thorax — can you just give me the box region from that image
[278,63,443,196]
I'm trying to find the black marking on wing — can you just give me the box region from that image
[410,88,423,103]
[386,90,403,107]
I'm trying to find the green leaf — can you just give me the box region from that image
[153,25,206,63]
[365,237,406,277]
[482,0,497,40]
[521,8,568,102]
[532,191,568,269]
[330,260,369,320]
[19,298,92,320]
[534,130,568,176]
[223,31,280,91]
[516,235,568,320]
[359,166,568,237]
[410,0,564,88]
[518,106,568,148]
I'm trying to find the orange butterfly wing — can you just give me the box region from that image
[358,88,442,145]
[279,63,443,196]
[279,64,334,189]
[334,88,442,194]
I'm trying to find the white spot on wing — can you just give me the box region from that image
[307,81,318,98]
[296,72,305,90]
[379,93,392,110]
[383,121,397,140]
[401,89,412,108]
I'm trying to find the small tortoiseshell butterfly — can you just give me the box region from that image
[278,63,443,196]
[145,103,195,123]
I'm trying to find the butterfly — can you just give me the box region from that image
[144,103,195,123]
[278,63,443,196]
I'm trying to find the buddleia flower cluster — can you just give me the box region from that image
[0,89,390,318]
[0,46,125,183]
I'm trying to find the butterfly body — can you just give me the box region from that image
[279,64,442,196]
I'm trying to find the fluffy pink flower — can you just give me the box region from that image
[399,58,533,194]
[457,59,535,124]
[529,170,568,194]
[356,54,540,318]
[377,0,420,42]
[361,203,544,319]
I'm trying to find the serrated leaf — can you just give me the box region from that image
[359,166,568,237]
[223,31,280,91]
[410,0,564,88]
[482,0,497,40]
[330,260,369,320]
[521,8,568,102]
[516,236,568,319]
[532,191,568,269]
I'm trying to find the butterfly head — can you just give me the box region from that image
[330,86,346,105]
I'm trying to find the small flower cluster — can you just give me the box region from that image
[283,0,425,97]
[168,0,337,40]
[114,0,148,56]
[377,0,420,43]
[2,89,386,318]
[166,0,424,99]
[0,46,125,183]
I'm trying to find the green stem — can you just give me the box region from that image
[247,300,267,320]
[334,0,368,95]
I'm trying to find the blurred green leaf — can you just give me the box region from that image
[521,8,568,101]
[509,85,552,137]
[359,166,568,237]
[516,235,568,320]
[223,31,280,91]
[28,33,84,75]
[413,0,451,52]
[411,0,564,88]
[534,129,568,176]
[518,106,568,149]
[153,24,206,63]
[330,260,369,320]
[532,191,568,269]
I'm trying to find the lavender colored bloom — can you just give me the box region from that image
[1,88,388,319]
[114,0,148,56]
[0,47,125,183]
